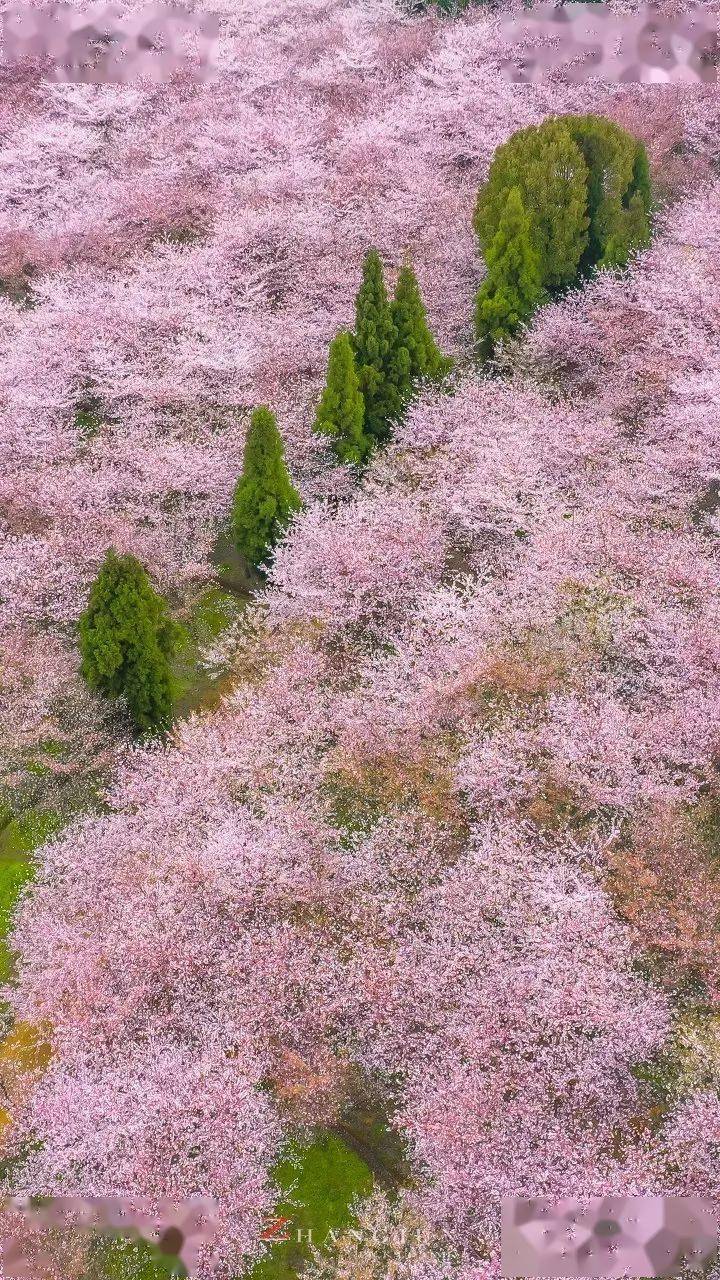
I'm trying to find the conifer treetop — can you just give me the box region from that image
[313,329,371,469]
[475,184,544,357]
[78,547,180,735]
[351,248,404,444]
[232,405,302,571]
[392,258,453,389]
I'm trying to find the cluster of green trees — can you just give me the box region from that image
[78,116,652,738]
[230,252,451,580]
[313,249,452,467]
[77,254,450,737]
[474,113,652,357]
[78,406,301,737]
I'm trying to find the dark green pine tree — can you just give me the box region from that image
[313,330,372,468]
[351,248,403,446]
[391,260,453,403]
[79,549,181,735]
[232,405,302,571]
[562,113,634,274]
[475,186,544,359]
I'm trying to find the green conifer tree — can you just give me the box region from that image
[313,331,372,468]
[475,186,544,358]
[474,120,589,293]
[562,114,632,272]
[232,405,302,571]
[607,142,652,265]
[562,115,651,275]
[351,248,403,446]
[628,140,652,220]
[78,549,181,735]
[391,260,453,402]
[474,115,652,298]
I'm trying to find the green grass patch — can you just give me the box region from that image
[210,530,259,596]
[12,738,69,779]
[172,586,246,718]
[73,379,106,439]
[0,807,65,985]
[322,771,386,843]
[696,798,720,863]
[162,226,202,247]
[192,586,239,641]
[250,1131,374,1280]
[75,404,103,437]
[0,808,65,860]
[0,858,33,983]
[24,760,53,778]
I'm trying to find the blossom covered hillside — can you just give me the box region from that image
[2,0,718,754]
[0,1,719,1278]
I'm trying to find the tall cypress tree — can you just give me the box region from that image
[391,261,453,403]
[79,549,181,735]
[313,331,372,468]
[628,141,652,221]
[562,114,631,273]
[601,142,652,267]
[351,248,403,446]
[232,405,302,571]
[475,186,544,358]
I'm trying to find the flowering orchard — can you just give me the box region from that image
[2,0,718,749]
[1,0,720,1277]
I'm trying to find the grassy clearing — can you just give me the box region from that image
[172,585,249,718]
[23,1130,375,1280]
[250,1131,374,1280]
[0,807,66,985]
